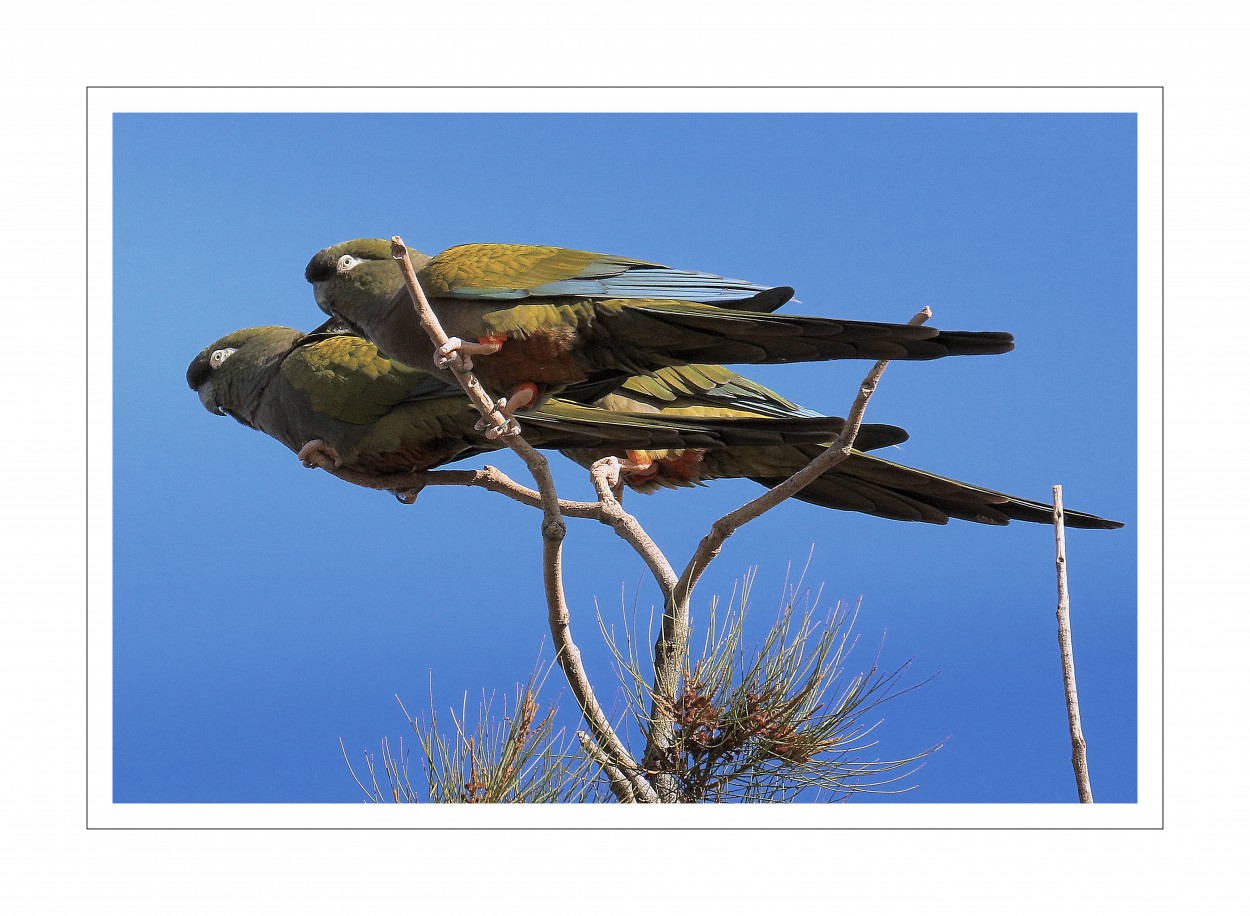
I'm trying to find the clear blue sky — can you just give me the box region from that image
[113,112,1136,804]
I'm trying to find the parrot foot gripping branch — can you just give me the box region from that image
[433,334,505,372]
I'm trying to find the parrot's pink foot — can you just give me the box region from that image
[623,450,658,483]
[297,439,342,468]
[501,383,538,414]
[434,335,505,371]
[593,453,655,489]
[473,383,538,438]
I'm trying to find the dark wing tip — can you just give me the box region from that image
[988,331,1016,354]
[745,286,796,313]
[1065,514,1126,530]
[932,329,1016,356]
[854,423,910,450]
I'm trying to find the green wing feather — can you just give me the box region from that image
[419,244,603,297]
[281,335,458,425]
[612,364,814,417]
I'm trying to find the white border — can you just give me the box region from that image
[88,86,1160,829]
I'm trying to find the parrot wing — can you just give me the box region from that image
[606,363,820,417]
[419,243,793,308]
[279,334,464,426]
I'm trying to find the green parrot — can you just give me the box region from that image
[186,327,901,489]
[305,239,1015,415]
[559,363,1124,529]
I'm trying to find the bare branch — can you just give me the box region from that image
[639,306,934,797]
[390,237,656,803]
[1052,484,1094,803]
[589,459,679,594]
[675,307,932,603]
[302,457,606,518]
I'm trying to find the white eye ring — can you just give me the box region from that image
[209,347,237,368]
[337,254,360,272]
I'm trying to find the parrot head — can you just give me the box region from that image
[304,238,431,318]
[187,326,305,424]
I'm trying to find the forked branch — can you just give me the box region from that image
[640,306,933,797]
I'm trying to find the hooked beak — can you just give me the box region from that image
[312,280,333,314]
[196,379,227,416]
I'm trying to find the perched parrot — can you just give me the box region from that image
[186,327,900,488]
[305,239,1016,416]
[560,363,1124,529]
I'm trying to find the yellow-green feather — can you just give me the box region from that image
[420,244,603,296]
[282,336,433,426]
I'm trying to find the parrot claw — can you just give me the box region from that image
[593,456,625,489]
[482,416,522,440]
[474,399,511,431]
[297,439,342,468]
[434,341,470,370]
[392,487,423,505]
[473,389,530,438]
[593,454,652,490]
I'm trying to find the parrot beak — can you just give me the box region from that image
[312,280,333,315]
[196,379,227,416]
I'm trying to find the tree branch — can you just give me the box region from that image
[304,459,605,518]
[1052,484,1094,803]
[675,306,932,603]
[389,237,656,802]
[588,460,679,594]
[639,306,933,798]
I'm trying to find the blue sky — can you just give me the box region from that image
[112,111,1137,805]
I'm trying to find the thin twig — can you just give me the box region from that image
[339,737,378,802]
[1053,484,1094,803]
[390,237,656,803]
[304,460,605,519]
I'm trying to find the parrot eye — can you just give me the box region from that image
[209,347,237,368]
[337,254,361,272]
